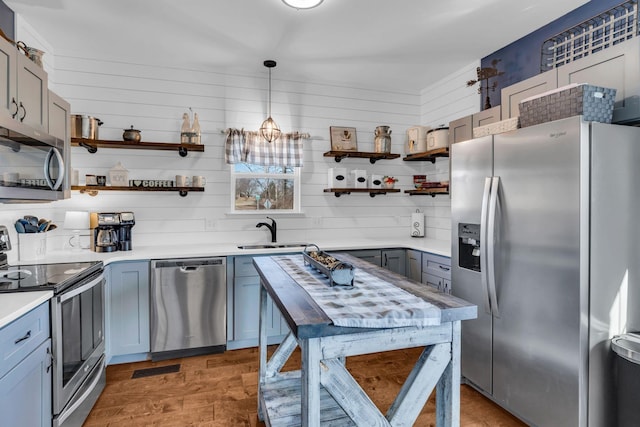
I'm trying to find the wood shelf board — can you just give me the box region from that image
[324,188,401,194]
[71,138,205,152]
[405,187,449,196]
[71,185,204,192]
[260,371,355,427]
[323,151,400,161]
[403,147,449,162]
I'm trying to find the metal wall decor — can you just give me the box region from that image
[466,59,505,110]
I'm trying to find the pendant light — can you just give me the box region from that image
[282,0,324,9]
[260,60,281,143]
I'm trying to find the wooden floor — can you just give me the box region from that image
[84,346,526,427]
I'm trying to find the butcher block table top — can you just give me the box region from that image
[253,253,477,427]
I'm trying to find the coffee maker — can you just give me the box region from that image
[118,212,135,251]
[93,213,120,253]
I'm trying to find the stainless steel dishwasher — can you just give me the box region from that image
[150,257,226,360]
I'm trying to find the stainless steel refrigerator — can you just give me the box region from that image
[451,116,640,427]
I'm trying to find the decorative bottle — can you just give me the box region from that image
[180,113,191,144]
[191,113,201,144]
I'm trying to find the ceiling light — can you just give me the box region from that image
[259,60,281,143]
[282,0,324,10]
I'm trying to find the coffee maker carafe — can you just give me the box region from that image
[118,212,135,251]
[93,213,120,253]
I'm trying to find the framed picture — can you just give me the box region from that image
[330,126,357,151]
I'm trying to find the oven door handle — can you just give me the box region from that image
[55,357,104,426]
[58,274,103,302]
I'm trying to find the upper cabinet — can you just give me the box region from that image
[501,69,558,120]
[0,37,48,132]
[501,37,640,125]
[556,37,640,125]
[473,105,501,128]
[48,91,70,143]
[448,115,472,145]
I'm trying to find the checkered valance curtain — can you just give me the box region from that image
[224,129,305,167]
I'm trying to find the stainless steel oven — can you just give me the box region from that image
[51,267,105,427]
[0,224,105,427]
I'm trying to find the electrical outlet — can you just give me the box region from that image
[205,218,216,231]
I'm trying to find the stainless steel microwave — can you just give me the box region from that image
[0,112,69,203]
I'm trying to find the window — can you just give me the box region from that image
[230,163,301,213]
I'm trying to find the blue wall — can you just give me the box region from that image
[480,0,630,109]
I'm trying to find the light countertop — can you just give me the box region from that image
[15,237,451,265]
[2,237,451,329]
[0,291,52,329]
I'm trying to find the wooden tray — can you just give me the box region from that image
[302,244,355,287]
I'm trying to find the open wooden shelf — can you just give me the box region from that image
[405,187,449,197]
[323,150,400,164]
[324,188,401,197]
[71,185,204,197]
[403,147,449,163]
[71,138,205,157]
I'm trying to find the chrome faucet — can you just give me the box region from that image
[256,217,277,242]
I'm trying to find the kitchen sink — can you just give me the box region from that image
[237,243,310,250]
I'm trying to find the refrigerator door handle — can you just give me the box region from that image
[487,176,500,318]
[479,177,492,315]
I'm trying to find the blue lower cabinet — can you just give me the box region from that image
[228,256,288,349]
[105,261,150,362]
[0,338,52,427]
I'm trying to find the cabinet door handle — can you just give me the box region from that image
[18,101,26,122]
[384,253,388,266]
[46,346,54,373]
[10,97,19,118]
[439,265,450,272]
[14,330,31,344]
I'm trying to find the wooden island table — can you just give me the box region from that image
[254,253,477,427]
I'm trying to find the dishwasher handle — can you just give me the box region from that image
[152,257,226,269]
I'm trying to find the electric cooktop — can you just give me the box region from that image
[0,261,103,294]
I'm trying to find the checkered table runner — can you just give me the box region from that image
[272,255,441,328]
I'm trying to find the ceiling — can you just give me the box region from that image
[5,0,589,92]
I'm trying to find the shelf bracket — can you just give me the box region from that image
[178,147,188,157]
[179,190,189,197]
[334,155,345,163]
[334,191,351,197]
[79,142,98,154]
[369,192,377,197]
[369,158,380,164]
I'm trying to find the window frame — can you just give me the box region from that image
[229,163,302,214]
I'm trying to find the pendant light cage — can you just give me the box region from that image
[260,60,281,142]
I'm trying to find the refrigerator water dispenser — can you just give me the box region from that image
[458,223,480,271]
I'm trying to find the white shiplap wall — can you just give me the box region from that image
[0,19,481,260]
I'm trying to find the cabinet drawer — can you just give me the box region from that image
[0,302,49,379]
[422,273,452,294]
[422,253,451,280]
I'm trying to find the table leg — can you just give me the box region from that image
[257,283,268,422]
[436,320,461,427]
[301,337,321,427]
